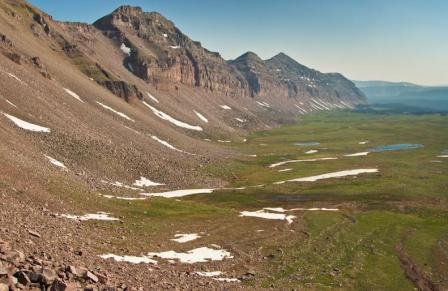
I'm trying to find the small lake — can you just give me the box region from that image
[369,143,424,152]
[295,142,320,146]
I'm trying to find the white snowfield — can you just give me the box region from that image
[194,110,208,123]
[150,135,194,155]
[58,212,119,221]
[219,105,232,110]
[344,152,370,157]
[359,141,369,145]
[99,254,157,265]
[278,168,292,172]
[63,88,84,103]
[305,150,318,154]
[2,113,50,133]
[268,157,337,168]
[120,43,131,55]
[142,101,202,131]
[147,247,233,264]
[45,155,67,169]
[213,278,240,283]
[437,155,448,158]
[133,176,164,187]
[96,102,134,122]
[141,188,214,198]
[240,210,296,224]
[171,233,201,243]
[274,168,379,184]
[146,92,160,103]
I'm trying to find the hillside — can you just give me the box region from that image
[0,0,374,289]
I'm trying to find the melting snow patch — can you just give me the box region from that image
[45,155,67,169]
[217,140,231,143]
[220,105,232,110]
[235,118,246,123]
[2,113,50,133]
[171,233,201,243]
[344,152,370,157]
[151,135,194,155]
[100,194,146,201]
[146,92,159,103]
[274,168,378,184]
[58,212,119,221]
[213,278,240,283]
[100,254,157,264]
[278,168,292,172]
[133,176,164,187]
[4,99,17,108]
[63,88,84,103]
[142,101,202,131]
[437,155,448,158]
[96,102,134,122]
[240,210,295,224]
[194,110,208,123]
[141,189,213,198]
[120,43,131,55]
[289,207,339,212]
[170,45,180,49]
[256,101,270,108]
[147,247,233,264]
[162,33,168,38]
[359,141,369,145]
[305,150,318,154]
[269,157,337,168]
[196,271,223,277]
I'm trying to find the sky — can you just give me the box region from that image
[28,0,448,86]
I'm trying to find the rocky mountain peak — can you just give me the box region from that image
[233,51,263,64]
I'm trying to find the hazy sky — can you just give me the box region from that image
[28,0,448,86]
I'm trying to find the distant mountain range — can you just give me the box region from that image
[353,80,448,112]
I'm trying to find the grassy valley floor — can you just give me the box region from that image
[2,111,447,289]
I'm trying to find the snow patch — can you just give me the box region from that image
[63,88,84,103]
[235,118,246,123]
[278,168,292,172]
[194,110,208,123]
[133,176,164,187]
[141,188,213,198]
[269,157,337,168]
[359,141,369,145]
[142,101,202,131]
[147,247,233,264]
[146,92,159,103]
[100,254,157,264]
[151,135,194,155]
[195,271,223,277]
[120,43,131,55]
[437,155,448,158]
[240,210,295,224]
[96,102,134,122]
[45,155,67,169]
[4,99,17,108]
[305,150,318,154]
[344,152,370,157]
[58,212,119,221]
[275,169,378,184]
[101,180,142,191]
[171,233,201,243]
[219,105,232,110]
[2,113,50,133]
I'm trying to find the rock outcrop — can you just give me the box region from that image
[91,6,365,104]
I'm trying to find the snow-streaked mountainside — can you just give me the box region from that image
[0,0,365,189]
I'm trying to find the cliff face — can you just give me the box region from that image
[93,6,250,97]
[230,52,365,104]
